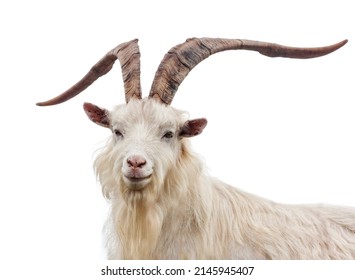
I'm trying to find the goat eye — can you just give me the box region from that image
[162,131,174,139]
[114,129,123,138]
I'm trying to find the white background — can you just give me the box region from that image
[0,0,354,279]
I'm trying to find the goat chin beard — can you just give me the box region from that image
[119,175,161,207]
[117,175,164,259]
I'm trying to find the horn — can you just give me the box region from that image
[36,39,142,106]
[148,38,348,105]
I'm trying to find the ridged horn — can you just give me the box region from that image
[149,38,348,105]
[36,39,142,106]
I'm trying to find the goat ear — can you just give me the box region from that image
[179,118,207,137]
[83,102,110,128]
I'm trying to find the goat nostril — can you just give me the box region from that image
[127,156,146,169]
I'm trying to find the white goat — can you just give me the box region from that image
[37,38,355,259]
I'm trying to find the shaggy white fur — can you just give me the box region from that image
[93,99,355,260]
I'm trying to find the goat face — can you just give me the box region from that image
[84,99,207,202]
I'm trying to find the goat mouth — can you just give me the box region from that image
[124,174,152,183]
[124,174,152,189]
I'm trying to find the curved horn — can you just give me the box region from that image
[149,38,348,105]
[36,39,142,106]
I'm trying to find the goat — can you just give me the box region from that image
[37,38,355,259]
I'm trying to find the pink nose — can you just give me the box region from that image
[127,155,146,169]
